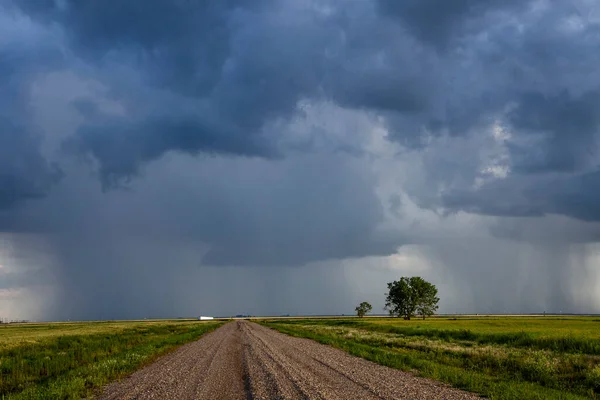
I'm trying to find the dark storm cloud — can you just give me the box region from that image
[17,0,268,95]
[381,1,600,223]
[13,0,445,184]
[442,168,600,223]
[64,113,276,188]
[16,0,340,185]
[508,90,600,174]
[2,0,600,225]
[193,156,399,266]
[490,7,600,175]
[0,119,62,209]
[377,0,526,48]
[0,6,64,211]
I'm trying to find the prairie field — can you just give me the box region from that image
[0,320,223,399]
[261,316,600,400]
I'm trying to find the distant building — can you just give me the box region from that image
[198,316,214,320]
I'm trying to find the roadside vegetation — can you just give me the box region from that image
[0,320,223,399]
[261,317,600,400]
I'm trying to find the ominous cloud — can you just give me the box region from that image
[0,119,61,209]
[0,5,64,211]
[377,0,526,48]
[1,0,600,319]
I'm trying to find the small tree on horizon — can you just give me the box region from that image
[355,301,373,318]
[385,277,439,320]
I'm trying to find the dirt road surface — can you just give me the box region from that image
[99,321,480,399]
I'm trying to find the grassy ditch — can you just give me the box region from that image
[0,320,223,399]
[261,317,600,400]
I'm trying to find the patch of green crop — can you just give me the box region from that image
[261,317,600,400]
[0,320,223,399]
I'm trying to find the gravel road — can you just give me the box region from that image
[98,321,480,399]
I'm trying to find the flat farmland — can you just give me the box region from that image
[261,316,600,399]
[3,316,599,399]
[0,320,223,399]
[0,320,481,399]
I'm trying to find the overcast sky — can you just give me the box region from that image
[2,0,600,320]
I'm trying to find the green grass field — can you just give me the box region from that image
[261,316,600,400]
[0,320,223,399]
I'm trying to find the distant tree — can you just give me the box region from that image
[355,301,373,318]
[385,277,439,320]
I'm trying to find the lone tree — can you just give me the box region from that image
[355,301,372,318]
[385,277,439,320]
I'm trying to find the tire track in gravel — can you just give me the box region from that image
[242,323,381,399]
[98,321,481,400]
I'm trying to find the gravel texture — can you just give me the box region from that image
[98,321,481,399]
